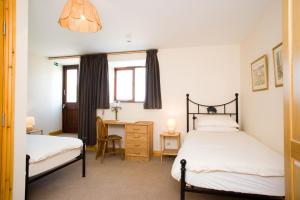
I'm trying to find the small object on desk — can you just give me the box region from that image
[26,128,43,135]
[111,100,121,120]
[160,131,180,163]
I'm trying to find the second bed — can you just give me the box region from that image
[171,130,284,198]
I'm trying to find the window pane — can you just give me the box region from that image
[135,68,146,102]
[116,70,133,101]
[66,69,77,103]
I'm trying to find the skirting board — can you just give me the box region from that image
[49,130,62,136]
[153,151,161,157]
[86,146,97,152]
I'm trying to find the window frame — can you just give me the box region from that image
[63,65,79,104]
[114,66,146,103]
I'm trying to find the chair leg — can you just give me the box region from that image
[101,141,106,163]
[112,140,116,155]
[105,141,109,153]
[118,139,123,159]
[96,142,101,160]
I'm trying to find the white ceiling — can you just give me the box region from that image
[29,0,274,57]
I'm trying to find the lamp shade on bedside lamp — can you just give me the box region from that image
[59,0,102,33]
[167,119,176,133]
[26,116,35,131]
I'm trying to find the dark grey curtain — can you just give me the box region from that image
[144,49,162,109]
[78,54,109,145]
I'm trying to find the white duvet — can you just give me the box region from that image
[27,135,83,164]
[172,131,284,178]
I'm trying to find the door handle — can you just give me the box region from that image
[62,104,66,109]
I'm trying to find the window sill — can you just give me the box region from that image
[117,101,144,104]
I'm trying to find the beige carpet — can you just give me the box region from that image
[28,153,242,200]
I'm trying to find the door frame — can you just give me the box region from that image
[283,0,292,196]
[283,0,300,199]
[0,0,16,199]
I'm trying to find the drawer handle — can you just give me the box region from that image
[133,136,140,138]
[132,128,140,131]
[134,144,140,147]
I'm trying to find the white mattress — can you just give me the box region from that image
[29,148,81,177]
[171,131,284,196]
[27,135,83,177]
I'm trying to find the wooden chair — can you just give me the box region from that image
[95,116,122,163]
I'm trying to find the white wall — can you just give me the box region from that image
[240,1,283,153]
[27,52,62,134]
[13,0,28,199]
[26,45,240,151]
[99,45,240,151]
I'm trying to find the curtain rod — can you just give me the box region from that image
[48,50,147,60]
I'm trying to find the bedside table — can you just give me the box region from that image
[26,128,43,135]
[160,131,181,163]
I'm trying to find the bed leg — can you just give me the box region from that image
[82,138,86,177]
[25,155,30,200]
[180,159,187,200]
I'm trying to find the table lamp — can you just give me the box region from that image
[111,101,121,120]
[167,119,176,134]
[26,116,35,131]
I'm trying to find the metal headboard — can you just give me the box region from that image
[186,93,239,132]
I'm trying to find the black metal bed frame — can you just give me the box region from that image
[181,93,285,200]
[25,138,86,200]
[186,93,239,133]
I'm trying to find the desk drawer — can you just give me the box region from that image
[126,133,147,142]
[126,141,147,148]
[126,125,147,134]
[126,147,147,156]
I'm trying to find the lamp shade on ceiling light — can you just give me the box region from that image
[59,0,102,33]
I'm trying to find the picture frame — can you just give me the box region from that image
[272,43,283,87]
[251,55,268,92]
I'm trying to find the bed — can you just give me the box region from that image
[171,94,285,200]
[25,135,86,200]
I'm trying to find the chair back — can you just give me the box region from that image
[96,116,107,141]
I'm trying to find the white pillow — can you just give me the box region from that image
[197,115,239,128]
[197,126,239,133]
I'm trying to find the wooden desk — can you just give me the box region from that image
[103,120,127,135]
[103,120,127,126]
[103,120,153,161]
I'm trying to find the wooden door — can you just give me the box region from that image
[283,0,300,199]
[0,0,15,199]
[63,65,79,133]
[0,0,5,198]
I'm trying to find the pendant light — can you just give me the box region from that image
[59,0,102,33]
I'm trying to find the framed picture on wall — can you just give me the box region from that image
[273,43,283,87]
[251,55,268,92]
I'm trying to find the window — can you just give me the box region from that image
[66,69,78,103]
[114,67,146,102]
